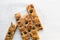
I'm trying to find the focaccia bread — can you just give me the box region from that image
[15,13,29,40]
[5,23,17,40]
[26,4,43,31]
[24,14,39,40]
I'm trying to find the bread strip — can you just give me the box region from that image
[5,23,17,40]
[15,13,29,40]
[24,14,39,40]
[26,4,43,31]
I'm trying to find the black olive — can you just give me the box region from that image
[29,9,33,13]
[8,32,11,37]
[28,29,30,32]
[32,27,35,29]
[24,32,27,34]
[38,24,41,27]
[16,19,19,21]
[25,21,28,24]
[21,33,23,35]
[8,32,11,35]
[18,22,21,24]
[35,24,41,27]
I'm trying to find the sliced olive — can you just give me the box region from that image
[24,32,27,34]
[35,24,41,27]
[16,19,19,21]
[32,27,35,30]
[38,24,41,27]
[25,21,28,24]
[8,32,11,35]
[28,29,30,32]
[18,22,21,24]
[21,33,23,35]
[29,9,33,13]
[8,32,11,37]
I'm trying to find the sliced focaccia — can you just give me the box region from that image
[5,23,17,40]
[26,4,43,31]
[15,13,29,40]
[24,14,39,40]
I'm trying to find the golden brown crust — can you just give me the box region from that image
[15,13,21,21]
[24,14,39,40]
[26,4,43,31]
[5,4,43,40]
[5,23,17,40]
[15,13,29,40]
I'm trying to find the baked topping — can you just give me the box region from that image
[28,29,30,32]
[35,24,41,27]
[8,32,11,37]
[24,32,27,34]
[18,22,21,24]
[21,33,23,35]
[8,32,11,35]
[38,24,41,27]
[25,21,28,24]
[32,27,35,30]
[16,19,19,21]
[29,9,33,13]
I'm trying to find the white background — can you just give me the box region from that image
[0,0,60,40]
